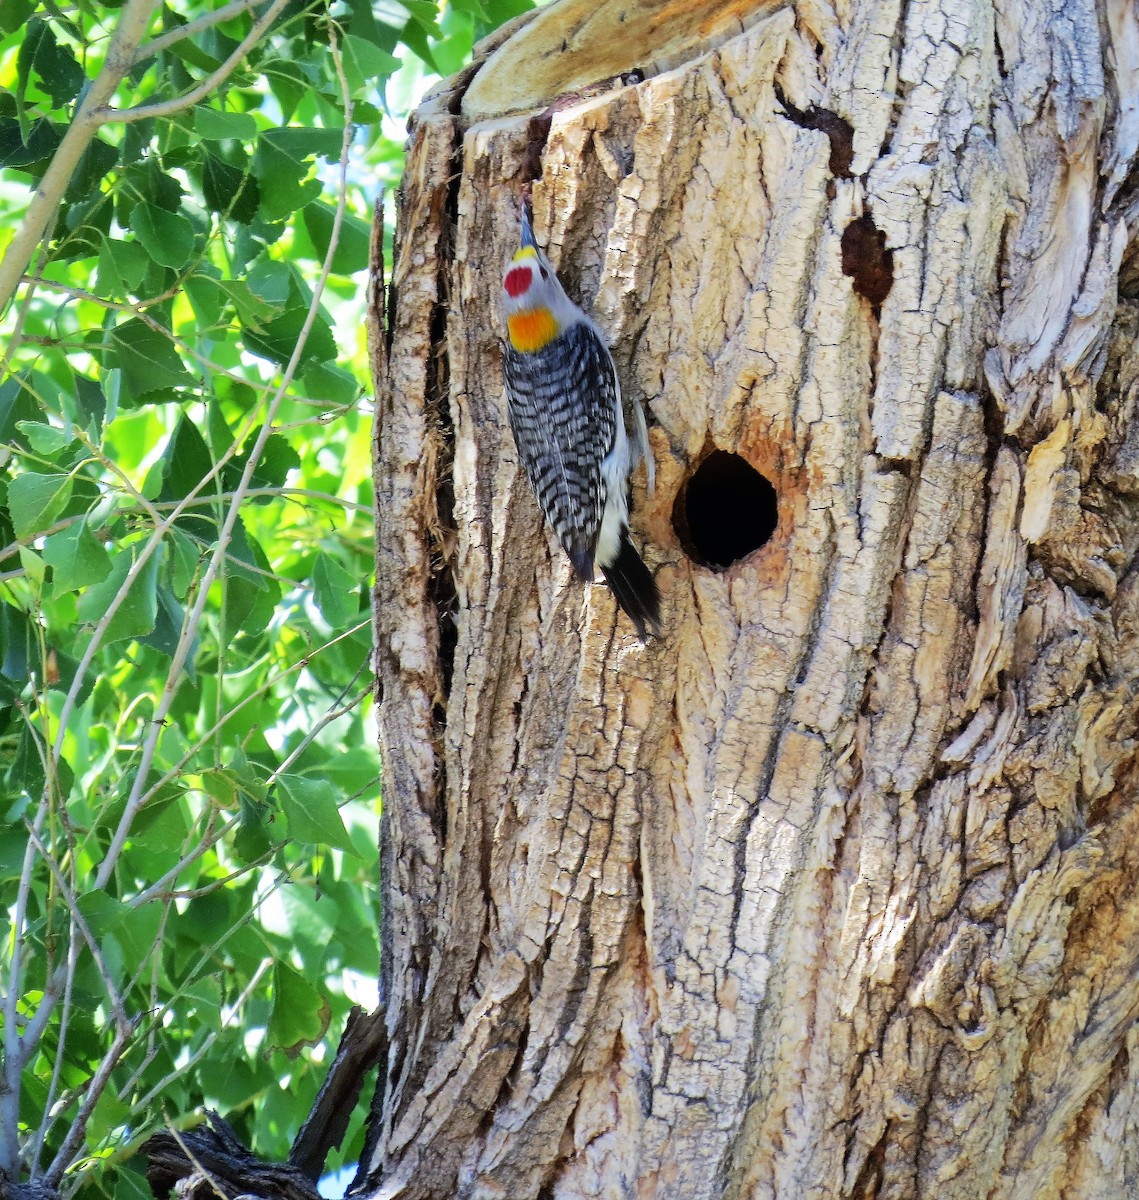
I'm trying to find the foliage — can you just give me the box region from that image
[0,0,530,1196]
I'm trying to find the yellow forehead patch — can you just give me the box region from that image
[512,246,539,264]
[507,307,558,352]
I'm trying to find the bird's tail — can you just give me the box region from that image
[600,532,661,641]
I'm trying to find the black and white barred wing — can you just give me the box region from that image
[503,321,618,580]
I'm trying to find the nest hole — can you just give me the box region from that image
[673,450,778,571]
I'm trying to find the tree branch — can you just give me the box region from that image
[42,1021,138,1190]
[0,0,160,317]
[129,0,264,67]
[108,0,291,125]
[288,1006,387,1181]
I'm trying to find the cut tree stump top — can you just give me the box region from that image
[461,0,782,118]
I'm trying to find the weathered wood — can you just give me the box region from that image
[366,0,1139,1196]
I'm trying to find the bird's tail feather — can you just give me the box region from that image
[601,533,661,641]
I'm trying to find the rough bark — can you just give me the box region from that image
[366,0,1139,1196]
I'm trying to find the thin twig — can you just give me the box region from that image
[124,616,372,905]
[162,1121,232,1200]
[43,1019,139,1189]
[108,0,291,124]
[23,822,130,1030]
[129,959,271,1114]
[130,0,263,66]
[0,242,55,377]
[266,687,370,788]
[29,930,79,1178]
[1,790,53,1174]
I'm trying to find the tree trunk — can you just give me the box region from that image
[365,0,1139,1196]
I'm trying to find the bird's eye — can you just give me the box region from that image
[539,267,549,279]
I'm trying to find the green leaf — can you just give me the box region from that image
[0,376,39,444]
[0,603,33,691]
[129,202,195,270]
[217,279,281,328]
[0,0,34,36]
[241,304,336,367]
[65,136,118,201]
[76,545,161,645]
[18,19,85,109]
[131,788,189,858]
[183,273,227,328]
[246,257,291,305]
[224,429,300,496]
[194,106,258,141]
[398,0,444,35]
[138,583,192,662]
[260,127,344,161]
[223,521,279,634]
[202,153,260,224]
[263,59,309,123]
[43,519,112,595]
[450,0,489,16]
[16,421,75,455]
[76,891,126,939]
[85,1087,131,1147]
[161,414,216,504]
[8,472,74,539]
[300,362,360,406]
[312,552,358,627]
[252,128,343,221]
[483,0,535,24]
[19,546,45,586]
[168,527,201,597]
[279,885,339,967]
[252,139,321,222]
[0,117,62,174]
[277,774,357,854]
[98,236,149,296]
[267,959,330,1057]
[101,1170,152,1200]
[74,374,106,433]
[302,201,371,274]
[342,34,400,95]
[7,722,45,801]
[234,792,273,862]
[107,318,192,401]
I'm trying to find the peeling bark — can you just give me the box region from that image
[365,0,1139,1196]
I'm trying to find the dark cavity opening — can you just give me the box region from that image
[673,451,778,571]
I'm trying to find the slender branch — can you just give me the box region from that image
[108,0,291,125]
[129,959,271,1113]
[29,933,79,1178]
[23,822,130,1030]
[23,272,186,316]
[43,1020,139,1189]
[124,616,372,907]
[0,242,54,377]
[0,0,161,317]
[266,688,370,788]
[130,0,263,66]
[0,786,53,1175]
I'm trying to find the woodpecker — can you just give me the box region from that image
[501,205,661,639]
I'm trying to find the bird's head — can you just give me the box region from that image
[502,207,571,351]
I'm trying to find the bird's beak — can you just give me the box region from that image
[520,203,538,251]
